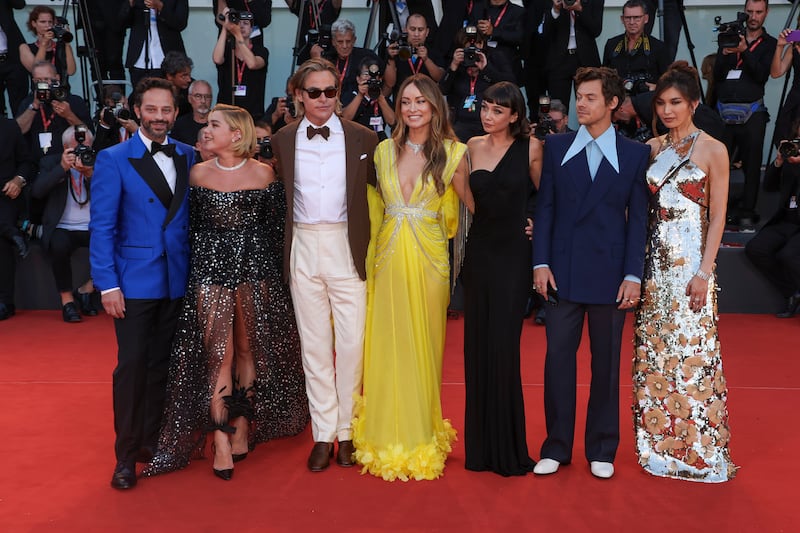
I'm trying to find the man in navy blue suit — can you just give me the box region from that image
[532,67,649,479]
[90,77,195,490]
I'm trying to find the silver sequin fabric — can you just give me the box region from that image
[144,183,309,476]
[632,132,738,482]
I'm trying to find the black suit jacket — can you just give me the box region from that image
[763,161,800,226]
[542,0,604,70]
[0,0,25,61]
[30,153,83,250]
[0,117,32,186]
[120,0,189,69]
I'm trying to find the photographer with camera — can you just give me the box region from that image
[0,115,33,320]
[121,0,189,89]
[770,24,800,149]
[286,0,341,66]
[15,61,92,162]
[214,0,271,46]
[264,80,298,134]
[171,80,212,146]
[713,0,776,230]
[384,13,444,97]
[342,57,396,141]
[30,124,97,323]
[311,19,379,107]
[253,118,274,164]
[602,0,669,96]
[745,128,800,319]
[19,6,76,87]
[532,96,571,141]
[94,84,138,152]
[0,0,29,120]
[213,9,268,120]
[542,0,604,109]
[440,26,516,142]
[476,0,526,84]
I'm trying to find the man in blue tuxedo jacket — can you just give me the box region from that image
[90,77,195,490]
[532,67,649,479]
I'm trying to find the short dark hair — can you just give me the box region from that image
[482,81,530,139]
[745,0,768,8]
[134,77,179,108]
[622,0,649,14]
[161,51,193,77]
[653,60,701,105]
[574,67,626,111]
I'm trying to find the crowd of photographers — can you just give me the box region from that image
[0,0,798,321]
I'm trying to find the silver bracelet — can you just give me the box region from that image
[694,269,711,281]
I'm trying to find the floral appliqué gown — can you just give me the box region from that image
[144,184,309,476]
[352,139,466,481]
[633,131,738,482]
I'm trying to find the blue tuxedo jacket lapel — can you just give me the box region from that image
[127,137,173,209]
[163,150,188,229]
[564,148,592,197]
[576,136,621,222]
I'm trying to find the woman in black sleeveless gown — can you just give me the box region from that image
[145,105,308,480]
[462,82,543,476]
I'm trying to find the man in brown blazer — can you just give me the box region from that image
[271,58,378,472]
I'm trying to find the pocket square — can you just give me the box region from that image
[360,153,368,160]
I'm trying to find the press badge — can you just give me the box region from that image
[369,116,384,129]
[463,94,476,111]
[39,132,52,152]
[790,195,798,209]
[726,69,742,80]
[234,85,247,96]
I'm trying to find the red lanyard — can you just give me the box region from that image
[469,75,477,96]
[491,2,509,28]
[236,57,247,85]
[337,55,349,84]
[736,36,763,68]
[40,107,54,132]
[69,170,87,204]
[308,0,327,28]
[372,99,379,116]
[408,56,423,74]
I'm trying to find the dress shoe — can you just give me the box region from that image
[110,461,137,490]
[307,442,334,472]
[777,294,800,319]
[213,467,234,480]
[73,290,98,316]
[336,440,356,467]
[62,302,82,323]
[534,307,546,326]
[590,461,614,479]
[12,234,29,259]
[533,458,560,475]
[0,302,15,320]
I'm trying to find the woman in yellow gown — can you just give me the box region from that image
[352,75,471,481]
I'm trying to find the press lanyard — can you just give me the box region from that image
[491,2,509,27]
[69,171,89,206]
[40,107,54,132]
[308,0,327,28]
[469,76,477,96]
[408,56,423,74]
[736,36,763,69]
[236,56,247,85]
[338,55,350,85]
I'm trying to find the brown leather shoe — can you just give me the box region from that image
[336,440,355,467]
[307,442,333,472]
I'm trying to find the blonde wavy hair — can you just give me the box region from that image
[392,75,457,196]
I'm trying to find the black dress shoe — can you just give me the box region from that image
[110,461,137,490]
[777,294,800,319]
[11,234,29,259]
[62,302,82,323]
[336,440,355,467]
[73,290,98,316]
[307,442,334,472]
[232,452,248,463]
[213,467,234,480]
[0,303,15,321]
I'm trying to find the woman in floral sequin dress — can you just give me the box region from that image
[145,105,308,480]
[633,63,738,482]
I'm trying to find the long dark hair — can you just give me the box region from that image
[482,82,530,139]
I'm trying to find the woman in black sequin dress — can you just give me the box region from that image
[144,105,308,480]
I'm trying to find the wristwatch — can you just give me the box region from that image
[16,176,27,187]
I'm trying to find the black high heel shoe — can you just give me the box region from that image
[232,452,248,463]
[210,425,236,481]
[226,382,256,464]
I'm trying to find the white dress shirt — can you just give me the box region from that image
[293,115,348,224]
[561,124,619,176]
[134,9,165,70]
[137,129,177,194]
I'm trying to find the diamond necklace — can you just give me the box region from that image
[214,157,248,171]
[405,139,424,154]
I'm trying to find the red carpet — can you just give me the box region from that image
[1,311,797,532]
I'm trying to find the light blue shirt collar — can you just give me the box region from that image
[561,124,619,173]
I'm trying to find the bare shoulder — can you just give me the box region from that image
[252,159,276,186]
[697,131,727,157]
[189,159,215,186]
[646,135,665,159]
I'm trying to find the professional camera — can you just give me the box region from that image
[779,139,800,158]
[51,16,73,43]
[101,91,132,126]
[563,0,578,7]
[35,80,68,103]
[17,218,43,240]
[365,64,383,100]
[623,72,652,96]
[462,26,481,68]
[218,9,253,24]
[73,125,97,167]
[307,24,332,53]
[714,12,748,49]
[286,95,296,117]
[389,30,415,61]
[533,96,556,141]
[256,136,273,160]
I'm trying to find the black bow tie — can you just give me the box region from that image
[307,125,330,140]
[150,142,176,157]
